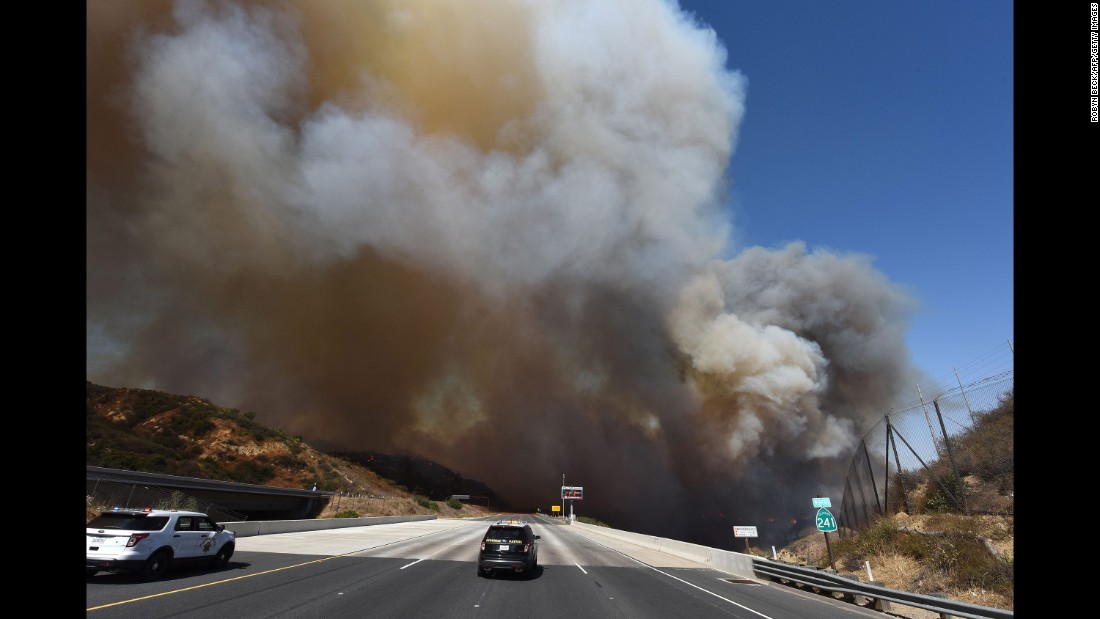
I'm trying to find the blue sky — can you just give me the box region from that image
[675,1,1014,392]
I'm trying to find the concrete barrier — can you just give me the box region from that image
[223,514,437,537]
[571,521,756,580]
[708,546,756,579]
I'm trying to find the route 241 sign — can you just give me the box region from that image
[815,507,837,532]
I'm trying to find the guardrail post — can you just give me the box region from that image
[866,582,892,611]
[928,592,955,619]
[837,574,859,603]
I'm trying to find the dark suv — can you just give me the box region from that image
[477,520,539,578]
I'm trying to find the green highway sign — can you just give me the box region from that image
[816,507,837,532]
[812,497,831,508]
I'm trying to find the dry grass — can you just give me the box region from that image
[898,513,1013,561]
[316,494,490,519]
[771,512,1013,617]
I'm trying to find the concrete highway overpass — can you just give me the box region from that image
[86,466,334,522]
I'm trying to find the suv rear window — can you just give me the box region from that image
[484,526,529,542]
[87,513,170,531]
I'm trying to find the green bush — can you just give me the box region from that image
[273,454,305,470]
[156,490,198,512]
[925,474,970,513]
[165,407,216,436]
[334,510,360,518]
[833,516,900,560]
[127,390,179,424]
[233,459,275,485]
[953,392,1014,494]
[415,496,439,511]
[382,478,409,492]
[446,498,463,510]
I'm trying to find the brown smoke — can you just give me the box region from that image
[87,0,919,546]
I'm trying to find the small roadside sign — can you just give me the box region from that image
[816,507,839,571]
[733,526,758,538]
[552,505,560,512]
[816,507,837,532]
[812,497,831,508]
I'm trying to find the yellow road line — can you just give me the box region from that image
[86,545,383,613]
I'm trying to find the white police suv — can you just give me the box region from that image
[86,507,236,580]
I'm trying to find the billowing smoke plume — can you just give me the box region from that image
[87,0,919,546]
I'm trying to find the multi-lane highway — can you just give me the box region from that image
[86,514,887,618]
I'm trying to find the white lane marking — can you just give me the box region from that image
[397,529,481,569]
[639,564,772,618]
[475,586,491,608]
[568,530,775,619]
[574,562,588,574]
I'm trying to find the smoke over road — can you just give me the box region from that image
[87,0,919,546]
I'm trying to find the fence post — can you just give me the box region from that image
[891,429,962,512]
[882,418,890,516]
[886,416,911,514]
[954,368,976,425]
[861,438,883,517]
[916,385,940,456]
[933,398,969,515]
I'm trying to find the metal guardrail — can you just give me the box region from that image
[751,558,1013,619]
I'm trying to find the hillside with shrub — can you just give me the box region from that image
[85,381,492,520]
[767,390,1014,616]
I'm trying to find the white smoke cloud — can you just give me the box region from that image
[122,0,744,296]
[87,0,918,547]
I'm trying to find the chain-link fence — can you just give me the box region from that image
[839,369,1014,535]
[86,476,248,524]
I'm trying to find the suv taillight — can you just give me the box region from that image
[480,542,486,551]
[126,533,150,547]
[523,543,531,553]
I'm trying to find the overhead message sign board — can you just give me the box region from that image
[561,486,583,500]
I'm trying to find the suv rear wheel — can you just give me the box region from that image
[140,550,170,581]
